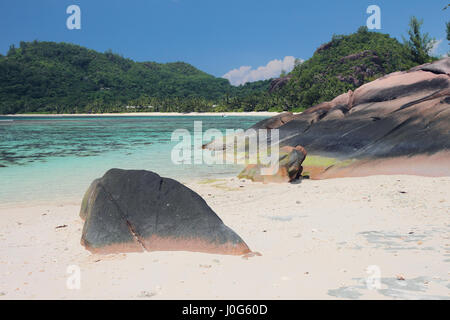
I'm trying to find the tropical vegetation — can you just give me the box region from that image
[0,17,439,114]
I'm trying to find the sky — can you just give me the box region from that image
[0,0,449,85]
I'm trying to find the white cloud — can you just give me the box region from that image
[223,56,301,86]
[430,39,443,56]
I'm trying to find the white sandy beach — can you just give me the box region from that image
[0,175,449,300]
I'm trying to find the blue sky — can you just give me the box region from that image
[0,0,448,84]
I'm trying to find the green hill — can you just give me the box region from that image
[0,41,236,114]
[218,27,423,112]
[0,27,428,114]
[270,27,422,110]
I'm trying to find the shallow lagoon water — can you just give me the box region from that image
[0,115,265,207]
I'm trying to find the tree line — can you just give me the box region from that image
[0,16,445,114]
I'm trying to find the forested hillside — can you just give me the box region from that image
[0,41,244,113]
[219,27,425,112]
[0,26,432,114]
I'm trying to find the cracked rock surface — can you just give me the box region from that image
[253,58,450,160]
[246,58,450,178]
[80,169,251,255]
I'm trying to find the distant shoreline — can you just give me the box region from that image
[2,112,280,117]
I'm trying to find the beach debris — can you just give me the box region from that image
[80,169,251,255]
[55,225,68,229]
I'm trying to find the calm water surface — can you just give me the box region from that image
[0,115,265,206]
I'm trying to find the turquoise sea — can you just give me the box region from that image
[0,115,265,207]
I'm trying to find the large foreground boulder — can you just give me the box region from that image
[80,169,251,255]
